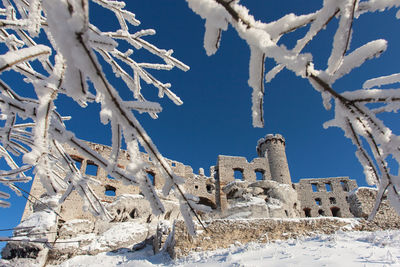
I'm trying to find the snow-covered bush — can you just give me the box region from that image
[187,0,400,219]
[0,0,205,235]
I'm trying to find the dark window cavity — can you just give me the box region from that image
[341,180,349,191]
[129,208,138,219]
[105,185,116,197]
[331,207,341,217]
[304,208,311,217]
[329,197,336,204]
[318,209,325,216]
[206,184,213,194]
[315,198,322,206]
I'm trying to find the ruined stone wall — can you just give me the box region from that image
[348,187,400,228]
[295,177,357,218]
[215,155,271,211]
[168,217,392,259]
[20,142,213,222]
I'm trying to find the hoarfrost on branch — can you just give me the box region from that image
[0,0,204,238]
[187,0,400,218]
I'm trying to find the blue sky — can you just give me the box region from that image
[1,1,400,251]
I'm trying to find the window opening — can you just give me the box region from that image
[318,209,325,216]
[206,184,213,194]
[329,197,336,204]
[284,210,289,217]
[311,183,318,192]
[85,161,98,176]
[146,171,155,185]
[129,208,138,219]
[341,180,349,191]
[303,208,311,217]
[255,169,264,181]
[331,207,341,217]
[195,185,198,190]
[233,168,244,180]
[71,156,83,170]
[325,183,332,192]
[315,198,322,206]
[105,185,116,197]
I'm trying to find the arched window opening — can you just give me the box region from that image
[325,182,332,192]
[85,161,98,176]
[105,185,116,197]
[233,168,244,180]
[303,208,311,217]
[198,197,217,210]
[129,208,139,219]
[331,207,341,217]
[318,209,325,216]
[315,198,322,206]
[194,185,199,190]
[311,183,318,192]
[255,169,264,181]
[340,180,349,191]
[71,155,83,170]
[146,171,155,185]
[329,197,336,204]
[284,210,289,217]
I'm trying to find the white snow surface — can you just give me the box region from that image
[41,230,400,267]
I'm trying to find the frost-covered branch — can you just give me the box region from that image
[187,0,400,218]
[0,0,205,233]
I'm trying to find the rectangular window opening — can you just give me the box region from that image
[325,183,332,192]
[85,161,98,176]
[311,183,318,192]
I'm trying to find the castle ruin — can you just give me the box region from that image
[3,133,400,263]
[20,134,357,222]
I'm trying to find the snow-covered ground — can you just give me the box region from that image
[40,230,400,267]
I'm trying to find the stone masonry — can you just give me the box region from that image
[5,133,398,262]
[20,134,362,223]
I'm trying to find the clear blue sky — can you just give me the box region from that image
[1,1,400,250]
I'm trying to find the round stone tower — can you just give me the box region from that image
[257,134,292,185]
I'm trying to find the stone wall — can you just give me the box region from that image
[21,142,212,222]
[295,177,357,218]
[215,155,271,211]
[348,187,400,228]
[167,216,398,259]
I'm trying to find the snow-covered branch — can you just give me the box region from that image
[0,0,205,232]
[187,0,400,218]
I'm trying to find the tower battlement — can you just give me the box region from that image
[256,134,285,157]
